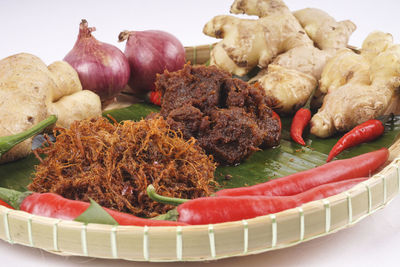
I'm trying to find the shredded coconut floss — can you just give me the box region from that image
[29,116,217,218]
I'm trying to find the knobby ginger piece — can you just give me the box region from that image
[293,8,356,52]
[203,16,273,76]
[47,61,83,101]
[204,0,312,76]
[310,49,371,110]
[0,53,101,163]
[45,60,102,128]
[47,90,102,128]
[203,0,356,114]
[257,65,317,111]
[311,31,400,138]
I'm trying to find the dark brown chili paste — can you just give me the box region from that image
[155,64,281,165]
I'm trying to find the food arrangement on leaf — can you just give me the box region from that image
[0,0,400,262]
[28,116,216,218]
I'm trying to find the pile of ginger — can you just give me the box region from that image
[204,0,400,138]
[311,31,400,137]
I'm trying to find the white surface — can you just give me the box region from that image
[0,0,399,266]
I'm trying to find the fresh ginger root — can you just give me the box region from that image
[310,31,400,138]
[204,1,313,77]
[203,0,355,113]
[45,60,102,128]
[0,53,101,163]
[293,8,356,53]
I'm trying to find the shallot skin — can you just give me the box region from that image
[65,20,130,102]
[119,30,186,92]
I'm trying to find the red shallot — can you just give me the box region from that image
[118,30,186,93]
[64,19,130,102]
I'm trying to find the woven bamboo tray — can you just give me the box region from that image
[0,45,399,262]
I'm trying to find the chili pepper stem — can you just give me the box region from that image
[147,185,188,206]
[0,187,31,209]
[152,208,180,221]
[0,115,57,157]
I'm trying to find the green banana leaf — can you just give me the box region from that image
[216,118,400,189]
[0,103,398,224]
[75,199,119,225]
[1,103,398,192]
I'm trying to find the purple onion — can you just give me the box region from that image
[119,30,186,93]
[64,19,130,102]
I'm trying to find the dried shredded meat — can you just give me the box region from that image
[28,116,216,217]
[155,64,281,165]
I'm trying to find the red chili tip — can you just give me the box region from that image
[271,110,282,131]
[0,199,14,210]
[297,138,306,146]
[290,108,311,146]
[326,152,335,163]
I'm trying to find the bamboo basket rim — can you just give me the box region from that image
[0,44,399,262]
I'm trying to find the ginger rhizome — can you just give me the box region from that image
[311,31,400,138]
[0,53,102,163]
[203,0,355,114]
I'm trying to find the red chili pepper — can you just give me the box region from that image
[0,199,14,209]
[216,148,388,197]
[0,190,186,226]
[147,91,162,106]
[326,119,385,162]
[290,108,311,146]
[148,178,367,225]
[272,110,281,131]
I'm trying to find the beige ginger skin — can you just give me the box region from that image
[311,31,400,138]
[203,0,355,114]
[0,53,102,163]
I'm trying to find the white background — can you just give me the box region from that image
[0,0,400,266]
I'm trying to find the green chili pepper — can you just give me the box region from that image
[0,115,57,157]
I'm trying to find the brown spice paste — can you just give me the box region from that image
[28,116,216,217]
[155,64,281,165]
